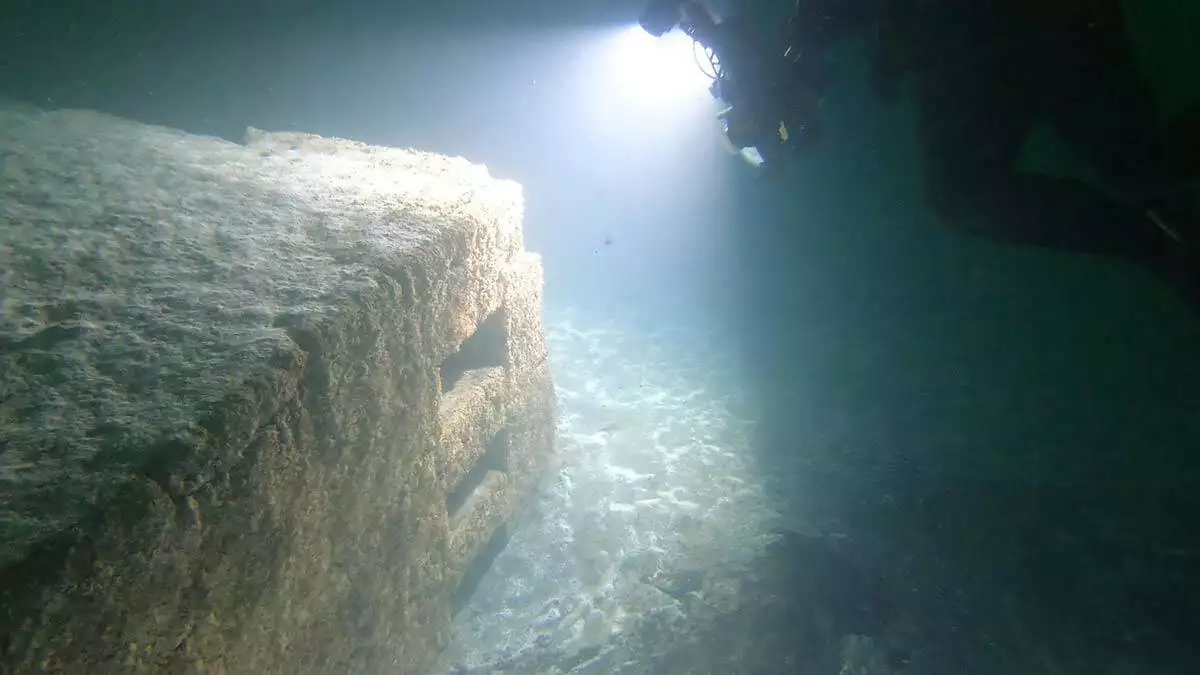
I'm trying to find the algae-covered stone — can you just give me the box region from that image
[0,107,554,674]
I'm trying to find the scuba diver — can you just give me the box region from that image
[640,0,1200,307]
[639,0,826,169]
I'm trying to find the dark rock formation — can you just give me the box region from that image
[0,106,555,674]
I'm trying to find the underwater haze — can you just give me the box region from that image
[4,0,1200,673]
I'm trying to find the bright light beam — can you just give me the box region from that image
[605,25,716,108]
[568,24,729,181]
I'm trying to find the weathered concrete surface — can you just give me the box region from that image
[0,106,555,674]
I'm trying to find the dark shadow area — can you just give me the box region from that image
[726,6,1200,672]
[446,428,511,522]
[735,159,1200,673]
[452,522,512,616]
[440,310,508,394]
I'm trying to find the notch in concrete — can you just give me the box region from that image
[451,521,512,616]
[446,427,510,523]
[439,308,508,394]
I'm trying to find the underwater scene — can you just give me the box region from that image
[2,1,1200,674]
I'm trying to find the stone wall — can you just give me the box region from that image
[0,106,555,674]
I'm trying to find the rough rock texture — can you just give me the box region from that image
[0,106,555,674]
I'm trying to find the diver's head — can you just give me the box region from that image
[639,0,686,36]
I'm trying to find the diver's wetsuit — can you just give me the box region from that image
[690,6,823,165]
[799,0,1200,275]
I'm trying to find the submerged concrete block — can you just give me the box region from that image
[0,106,555,674]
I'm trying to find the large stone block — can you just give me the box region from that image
[0,106,555,674]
